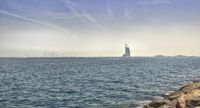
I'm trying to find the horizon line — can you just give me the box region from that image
[0,55,199,58]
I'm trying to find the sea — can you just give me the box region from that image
[0,57,200,108]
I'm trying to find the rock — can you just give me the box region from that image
[178,89,200,108]
[144,81,200,108]
[179,82,200,93]
[168,91,182,100]
[177,93,186,108]
[168,81,200,100]
[159,99,177,108]
[186,96,200,108]
[143,100,168,108]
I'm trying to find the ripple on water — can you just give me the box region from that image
[0,57,200,107]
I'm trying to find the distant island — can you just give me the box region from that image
[154,55,198,58]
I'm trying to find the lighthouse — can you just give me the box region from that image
[122,44,131,57]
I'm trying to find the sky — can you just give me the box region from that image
[0,0,200,57]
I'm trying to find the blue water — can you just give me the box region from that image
[0,57,200,108]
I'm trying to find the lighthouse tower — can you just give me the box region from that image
[122,44,131,57]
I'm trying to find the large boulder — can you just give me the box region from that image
[168,81,200,100]
[144,81,200,108]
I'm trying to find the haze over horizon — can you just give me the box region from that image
[0,0,200,57]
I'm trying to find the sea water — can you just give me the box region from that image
[0,57,200,108]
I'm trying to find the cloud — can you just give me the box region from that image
[46,11,76,20]
[106,1,114,18]
[0,10,78,39]
[124,8,129,19]
[137,0,173,5]
[59,0,81,16]
[80,11,110,33]
[59,0,110,34]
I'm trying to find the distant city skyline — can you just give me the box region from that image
[0,0,200,57]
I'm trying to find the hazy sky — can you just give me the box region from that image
[0,0,200,57]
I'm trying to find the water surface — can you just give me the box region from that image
[0,57,200,108]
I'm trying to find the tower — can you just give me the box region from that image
[122,44,131,57]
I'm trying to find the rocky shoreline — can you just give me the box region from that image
[144,81,200,108]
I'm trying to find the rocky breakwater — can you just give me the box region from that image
[144,81,200,108]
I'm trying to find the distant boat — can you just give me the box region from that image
[122,44,131,57]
